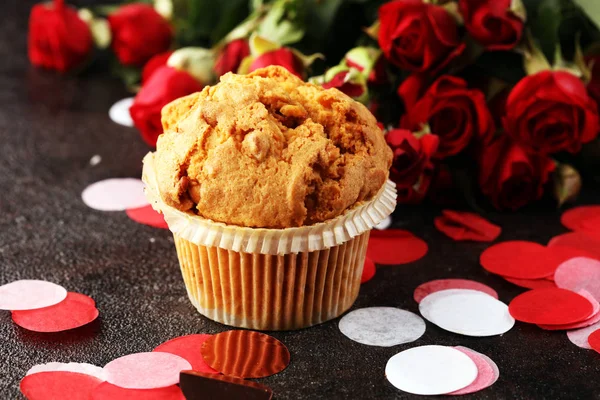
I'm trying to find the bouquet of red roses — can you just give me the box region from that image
[28,0,600,211]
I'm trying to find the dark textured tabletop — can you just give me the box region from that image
[2,1,600,399]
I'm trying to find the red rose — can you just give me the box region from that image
[141,51,173,84]
[504,70,599,154]
[386,129,439,203]
[587,56,600,109]
[458,0,524,50]
[479,135,555,210]
[378,0,465,73]
[214,39,250,76]
[130,66,203,147]
[108,4,172,66]
[399,75,495,158]
[249,48,304,78]
[28,0,92,73]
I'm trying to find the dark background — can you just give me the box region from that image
[2,1,600,399]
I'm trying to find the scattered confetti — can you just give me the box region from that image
[480,241,557,279]
[12,292,99,332]
[449,347,498,395]
[503,277,557,290]
[109,97,134,127]
[0,279,67,311]
[434,210,501,242]
[126,205,169,229]
[385,345,478,395]
[567,320,600,349]
[555,257,600,303]
[153,334,218,374]
[338,307,425,347]
[548,232,600,260]
[360,257,376,284]
[89,155,102,166]
[538,290,600,330]
[91,382,185,400]
[508,288,594,325]
[27,362,106,381]
[20,371,103,400]
[561,205,600,233]
[413,279,498,304]
[104,352,191,390]
[82,178,148,211]
[375,215,392,230]
[587,329,600,353]
[367,229,428,265]
[180,370,273,400]
[419,289,514,337]
[201,330,290,379]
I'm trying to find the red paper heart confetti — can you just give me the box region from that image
[434,210,501,242]
[366,229,428,265]
[561,205,600,233]
[480,241,554,279]
[503,277,556,290]
[554,257,600,303]
[413,279,498,303]
[587,329,600,353]
[104,352,192,390]
[20,371,103,400]
[448,347,498,395]
[361,257,376,284]
[12,292,99,332]
[0,279,67,311]
[201,330,290,379]
[180,370,273,400]
[126,205,169,229]
[537,290,600,330]
[508,288,595,325]
[153,334,218,374]
[91,383,185,400]
[548,232,600,260]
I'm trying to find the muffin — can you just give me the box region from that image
[143,66,395,330]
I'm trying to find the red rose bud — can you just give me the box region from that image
[130,66,203,147]
[378,0,465,73]
[141,51,173,84]
[479,135,555,210]
[399,75,495,159]
[318,66,368,103]
[108,3,172,66]
[344,47,388,85]
[386,129,439,204]
[28,0,93,73]
[459,0,524,50]
[503,70,599,154]
[248,47,304,78]
[214,39,250,76]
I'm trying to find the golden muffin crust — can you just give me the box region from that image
[154,66,392,228]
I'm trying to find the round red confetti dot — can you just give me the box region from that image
[548,232,600,260]
[12,292,99,332]
[20,371,102,400]
[508,288,595,325]
[561,206,600,232]
[503,277,556,290]
[361,257,376,283]
[126,205,169,229]
[413,279,498,303]
[480,241,557,279]
[587,329,600,354]
[153,334,218,374]
[366,230,428,265]
[91,382,185,400]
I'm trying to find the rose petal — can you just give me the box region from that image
[21,371,103,400]
[367,229,428,265]
[434,210,501,242]
[508,287,595,325]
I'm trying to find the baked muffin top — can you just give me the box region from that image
[154,66,392,228]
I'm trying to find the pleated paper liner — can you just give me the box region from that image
[142,152,396,330]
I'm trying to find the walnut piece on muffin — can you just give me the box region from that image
[154,66,392,229]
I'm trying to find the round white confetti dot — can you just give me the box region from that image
[375,216,392,230]
[385,345,478,395]
[339,307,425,347]
[567,320,600,349]
[82,178,148,211]
[109,97,134,127]
[419,289,515,337]
[89,155,102,166]
[0,280,67,311]
[104,352,192,389]
[27,362,106,381]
